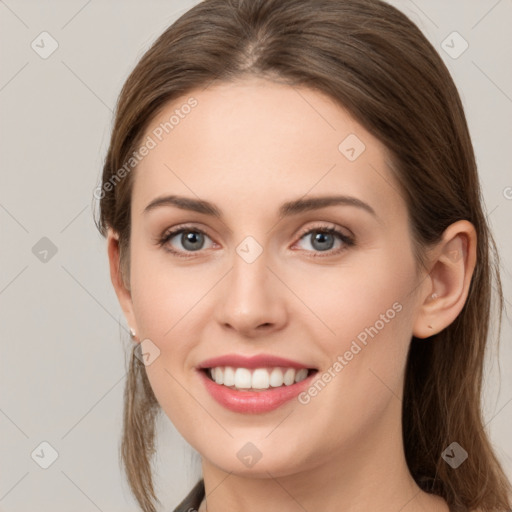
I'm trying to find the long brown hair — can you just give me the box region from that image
[94,0,512,510]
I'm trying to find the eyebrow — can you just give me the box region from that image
[143,194,377,219]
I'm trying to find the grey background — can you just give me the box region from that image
[0,0,510,510]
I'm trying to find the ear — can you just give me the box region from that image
[413,220,477,339]
[107,228,139,340]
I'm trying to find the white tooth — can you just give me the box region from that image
[295,368,308,383]
[214,367,224,385]
[269,368,284,387]
[211,366,307,389]
[223,366,235,386]
[252,368,270,389]
[283,368,296,386]
[234,368,252,389]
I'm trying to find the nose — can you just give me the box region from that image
[214,247,288,338]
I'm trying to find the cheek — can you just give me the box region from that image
[129,245,214,339]
[127,252,216,438]
[292,247,417,408]
[288,244,417,349]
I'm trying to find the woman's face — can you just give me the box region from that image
[118,77,429,477]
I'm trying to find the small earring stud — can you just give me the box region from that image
[129,327,136,340]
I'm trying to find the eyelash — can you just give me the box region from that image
[157,223,355,259]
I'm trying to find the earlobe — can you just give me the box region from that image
[107,228,139,336]
[413,220,477,339]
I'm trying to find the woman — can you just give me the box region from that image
[94,0,512,511]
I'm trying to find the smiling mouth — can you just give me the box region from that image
[202,366,318,391]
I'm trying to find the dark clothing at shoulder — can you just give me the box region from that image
[172,479,205,512]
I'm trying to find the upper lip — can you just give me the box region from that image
[197,354,316,370]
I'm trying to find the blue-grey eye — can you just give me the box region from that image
[177,230,206,251]
[296,228,348,253]
[310,231,336,251]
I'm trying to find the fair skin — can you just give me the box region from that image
[107,77,476,512]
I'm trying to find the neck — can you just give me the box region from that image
[198,399,449,512]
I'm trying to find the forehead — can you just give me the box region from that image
[132,77,403,222]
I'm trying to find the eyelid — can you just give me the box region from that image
[158,222,212,241]
[293,221,353,241]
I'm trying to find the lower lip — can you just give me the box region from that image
[197,369,317,414]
